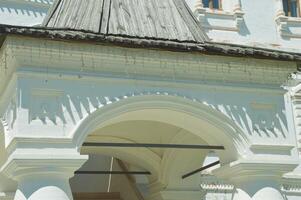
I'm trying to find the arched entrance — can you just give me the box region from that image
[70,95,248,200]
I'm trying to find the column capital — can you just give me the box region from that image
[0,149,87,200]
[1,151,87,181]
[213,160,297,199]
[213,160,298,183]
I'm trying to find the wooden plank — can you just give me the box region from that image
[100,0,112,34]
[83,0,104,32]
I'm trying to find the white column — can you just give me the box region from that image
[1,153,87,200]
[14,174,72,200]
[214,162,296,200]
[232,177,284,200]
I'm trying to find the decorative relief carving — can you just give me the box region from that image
[200,175,234,191]
[200,174,234,200]
[282,180,301,195]
[194,0,244,32]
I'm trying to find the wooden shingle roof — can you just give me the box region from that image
[43,0,208,43]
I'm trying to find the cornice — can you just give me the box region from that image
[1,152,88,180]
[5,36,296,86]
[276,15,301,39]
[214,159,299,182]
[200,174,234,191]
[250,143,295,154]
[6,136,74,154]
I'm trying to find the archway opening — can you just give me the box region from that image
[70,96,246,200]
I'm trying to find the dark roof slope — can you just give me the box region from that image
[43,0,207,42]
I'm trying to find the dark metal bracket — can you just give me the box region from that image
[75,171,151,175]
[182,161,220,179]
[82,142,225,150]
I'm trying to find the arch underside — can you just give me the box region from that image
[74,95,248,187]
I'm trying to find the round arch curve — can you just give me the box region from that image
[72,94,249,163]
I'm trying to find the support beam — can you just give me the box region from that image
[182,161,220,179]
[82,142,225,150]
[75,171,151,175]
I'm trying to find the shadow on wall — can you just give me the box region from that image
[202,13,251,37]
[281,23,301,41]
[16,76,289,144]
[0,1,53,25]
[21,83,289,140]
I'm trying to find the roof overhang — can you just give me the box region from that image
[0,25,301,62]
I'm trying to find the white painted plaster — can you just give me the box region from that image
[0,4,300,199]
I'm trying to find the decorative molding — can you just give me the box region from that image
[200,174,234,192]
[1,152,88,180]
[276,15,301,38]
[285,77,301,150]
[250,143,295,155]
[275,0,301,39]
[213,159,298,182]
[281,177,301,195]
[194,1,244,32]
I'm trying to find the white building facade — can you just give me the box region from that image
[0,0,301,200]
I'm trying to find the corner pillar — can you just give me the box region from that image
[0,140,87,200]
